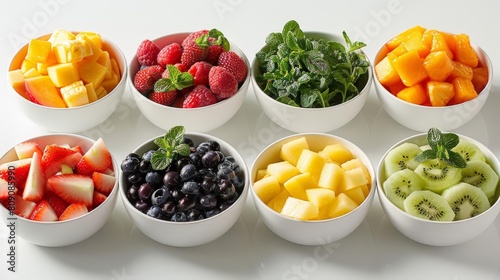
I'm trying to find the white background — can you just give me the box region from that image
[1,0,500,279]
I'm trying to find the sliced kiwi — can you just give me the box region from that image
[461,160,499,199]
[414,159,462,193]
[403,190,455,221]
[451,140,486,163]
[441,182,490,220]
[383,169,425,210]
[384,143,422,178]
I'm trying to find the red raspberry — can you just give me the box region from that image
[136,39,160,66]
[182,30,209,48]
[206,45,225,65]
[157,42,182,67]
[183,85,218,108]
[188,61,212,86]
[208,66,238,100]
[149,90,178,106]
[181,43,208,68]
[217,51,247,83]
[133,65,164,94]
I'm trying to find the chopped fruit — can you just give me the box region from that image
[45,190,69,217]
[306,188,336,209]
[77,59,107,87]
[92,191,107,209]
[343,167,369,192]
[328,193,359,218]
[296,149,325,185]
[26,39,52,63]
[320,144,354,164]
[91,172,115,196]
[217,51,247,83]
[41,144,78,175]
[284,172,315,200]
[59,202,88,221]
[427,81,455,107]
[423,51,454,82]
[29,200,58,221]
[267,189,290,212]
[448,61,473,81]
[253,175,281,204]
[266,161,300,184]
[75,138,112,176]
[453,33,478,68]
[317,162,345,193]
[53,38,92,63]
[392,50,428,87]
[47,62,80,87]
[22,152,45,202]
[14,141,42,160]
[375,55,401,87]
[208,66,238,100]
[343,186,366,205]
[24,76,66,108]
[11,195,37,218]
[396,83,428,105]
[0,178,16,200]
[279,137,310,166]
[385,25,426,50]
[136,39,161,66]
[280,197,319,220]
[0,158,32,190]
[471,67,489,93]
[60,80,89,107]
[449,77,478,105]
[47,174,94,208]
[8,69,27,98]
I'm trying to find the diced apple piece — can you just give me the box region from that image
[320,144,354,165]
[47,62,80,87]
[280,137,309,166]
[253,176,281,204]
[306,188,336,209]
[267,161,300,184]
[343,167,368,192]
[267,189,290,213]
[328,193,359,218]
[283,172,315,200]
[296,149,325,185]
[317,162,345,193]
[25,39,52,63]
[24,76,66,108]
[280,197,319,220]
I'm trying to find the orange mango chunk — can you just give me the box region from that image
[25,39,52,63]
[375,56,401,87]
[386,25,426,50]
[401,30,430,58]
[453,34,478,68]
[427,81,455,107]
[447,61,473,81]
[449,78,477,105]
[430,32,454,59]
[396,83,427,105]
[24,76,66,108]
[471,67,489,93]
[423,51,454,82]
[393,50,429,87]
[387,80,406,95]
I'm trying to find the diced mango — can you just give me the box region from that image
[76,32,102,49]
[283,172,315,200]
[387,80,406,95]
[280,197,319,220]
[393,50,429,87]
[375,56,401,87]
[306,188,336,209]
[8,70,27,97]
[267,161,300,184]
[427,81,455,107]
[430,32,454,59]
[279,137,309,166]
[21,59,37,73]
[471,67,489,93]
[396,83,428,105]
[423,51,454,82]
[447,61,473,81]
[25,39,52,63]
[23,68,42,78]
[24,76,66,108]
[317,162,345,193]
[453,33,478,68]
[100,72,120,93]
[449,77,477,105]
[77,60,107,87]
[401,30,430,58]
[47,62,80,87]
[97,51,113,79]
[385,25,426,50]
[253,176,281,204]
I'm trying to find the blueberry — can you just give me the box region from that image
[202,150,220,169]
[142,149,155,161]
[147,205,162,218]
[205,208,220,218]
[163,171,181,187]
[160,201,177,219]
[217,166,237,182]
[181,181,201,195]
[199,194,217,209]
[183,136,194,147]
[178,195,196,211]
[121,157,140,173]
[138,183,153,201]
[180,164,198,182]
[151,187,169,205]
[134,200,149,213]
[145,171,162,186]
[219,180,236,201]
[126,186,140,203]
[187,208,203,221]
[127,173,143,185]
[171,212,187,222]
[201,177,217,194]
[189,152,203,168]
[139,160,152,173]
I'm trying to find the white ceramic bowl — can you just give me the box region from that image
[377,133,500,246]
[250,133,376,246]
[373,40,493,132]
[0,134,119,247]
[8,32,128,133]
[119,132,249,247]
[251,32,373,133]
[128,33,250,133]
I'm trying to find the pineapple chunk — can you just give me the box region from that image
[76,34,103,62]
[253,176,281,204]
[95,85,108,99]
[111,58,120,76]
[255,169,268,181]
[296,149,325,185]
[341,158,371,184]
[60,80,89,107]
[328,193,359,218]
[317,162,345,193]
[280,197,319,220]
[342,185,366,205]
[76,32,102,49]
[321,144,354,164]
[54,39,92,63]
[280,137,309,166]
[48,29,76,46]
[85,83,98,103]
[47,62,80,87]
[77,59,107,87]
[343,167,368,192]
[283,172,315,200]
[266,161,300,184]
[267,189,290,212]
[306,188,336,208]
[25,39,52,63]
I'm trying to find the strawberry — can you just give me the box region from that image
[75,138,112,176]
[92,191,107,209]
[136,39,161,66]
[0,178,16,200]
[188,61,212,86]
[157,42,182,67]
[11,195,37,218]
[92,172,116,196]
[59,202,88,221]
[0,158,32,190]
[183,85,218,108]
[217,51,247,83]
[133,65,164,94]
[181,43,208,68]
[22,151,45,202]
[45,190,69,217]
[208,66,238,100]
[206,45,225,65]
[14,141,42,160]
[41,144,78,175]
[47,174,94,208]
[182,30,209,48]
[71,145,84,155]
[29,200,58,221]
[149,90,178,106]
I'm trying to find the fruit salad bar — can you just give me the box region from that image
[1,1,500,279]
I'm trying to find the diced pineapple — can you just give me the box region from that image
[54,39,92,63]
[85,83,98,103]
[266,161,300,184]
[255,169,268,181]
[267,189,290,212]
[317,162,345,193]
[47,62,80,87]
[328,193,359,219]
[321,144,354,164]
[25,39,52,63]
[341,158,371,184]
[253,176,281,204]
[280,137,309,166]
[280,197,319,220]
[296,149,325,185]
[95,85,108,99]
[306,188,336,208]
[60,80,89,107]
[77,59,107,87]
[283,172,315,200]
[359,184,370,197]
[8,70,26,97]
[342,185,366,205]
[343,167,368,192]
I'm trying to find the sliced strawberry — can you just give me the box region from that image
[10,195,37,218]
[29,200,58,221]
[47,174,94,208]
[45,190,69,217]
[41,144,77,174]
[0,178,17,200]
[0,158,32,190]
[91,172,116,196]
[45,152,82,178]
[14,141,43,160]
[75,138,112,176]
[70,145,84,155]
[59,202,88,221]
[92,190,107,209]
[22,151,45,202]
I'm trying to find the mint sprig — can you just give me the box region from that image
[154,65,194,93]
[414,128,467,168]
[151,126,191,170]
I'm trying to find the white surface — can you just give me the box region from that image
[1,0,499,279]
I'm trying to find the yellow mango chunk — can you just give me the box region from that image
[85,83,98,103]
[77,60,107,87]
[8,70,26,97]
[47,62,80,87]
[423,51,454,82]
[393,49,429,87]
[25,39,52,63]
[24,76,66,108]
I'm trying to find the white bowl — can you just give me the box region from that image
[251,32,372,133]
[373,40,493,132]
[128,33,250,133]
[377,133,500,246]
[8,32,128,133]
[250,133,376,246]
[119,132,249,247]
[0,134,119,247]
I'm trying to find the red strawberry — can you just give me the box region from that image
[59,202,88,221]
[75,138,112,176]
[182,30,209,47]
[206,45,225,65]
[0,178,16,200]
[14,141,42,160]
[92,191,107,209]
[22,151,45,202]
[181,43,208,68]
[136,39,161,66]
[71,145,84,155]
[217,51,248,83]
[157,42,182,67]
[208,66,238,100]
[29,200,58,221]
[92,172,116,196]
[133,65,164,94]
[0,158,32,190]
[45,190,70,217]
[11,195,37,218]
[47,174,94,208]
[149,90,178,106]
[41,144,78,176]
[183,85,218,108]
[188,61,212,86]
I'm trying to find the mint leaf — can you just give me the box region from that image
[415,128,467,168]
[150,126,189,170]
[166,125,185,146]
[154,78,176,93]
[208,28,230,51]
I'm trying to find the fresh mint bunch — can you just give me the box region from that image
[151,126,191,170]
[415,127,467,168]
[255,20,370,108]
[154,65,194,92]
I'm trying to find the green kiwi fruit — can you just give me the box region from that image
[461,160,499,199]
[441,182,490,220]
[451,140,486,163]
[384,143,422,178]
[383,169,425,210]
[414,159,462,193]
[403,190,455,221]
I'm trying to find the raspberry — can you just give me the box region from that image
[181,44,208,68]
[182,30,209,48]
[136,39,160,66]
[188,61,212,86]
[206,45,225,65]
[149,90,178,106]
[133,65,164,94]
[183,85,218,108]
[157,42,182,67]
[208,66,238,100]
[217,51,247,83]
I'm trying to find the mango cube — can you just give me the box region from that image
[253,176,281,204]
[280,137,309,166]
[280,197,319,220]
[77,60,107,87]
[21,59,37,73]
[47,62,80,87]
[283,172,315,200]
[8,70,26,97]
[25,39,52,63]
[24,76,66,108]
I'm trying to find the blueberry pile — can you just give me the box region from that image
[121,138,245,222]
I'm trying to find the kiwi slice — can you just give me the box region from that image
[451,140,486,163]
[383,169,425,210]
[384,143,422,178]
[461,160,499,199]
[403,190,455,221]
[414,159,462,193]
[441,182,490,220]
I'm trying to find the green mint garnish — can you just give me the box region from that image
[414,127,467,168]
[151,126,191,170]
[154,65,194,92]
